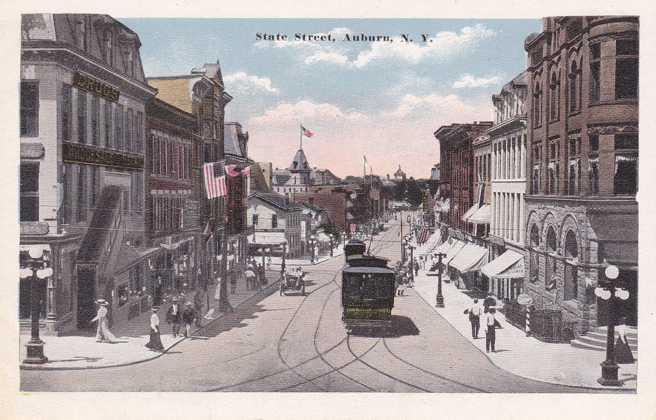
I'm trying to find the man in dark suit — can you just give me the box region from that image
[166,297,182,338]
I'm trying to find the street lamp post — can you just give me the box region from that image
[329,235,334,257]
[309,234,316,264]
[409,245,415,285]
[596,264,628,386]
[435,252,446,308]
[20,246,52,364]
[281,243,287,277]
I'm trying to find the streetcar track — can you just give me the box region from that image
[381,338,490,393]
[345,335,431,392]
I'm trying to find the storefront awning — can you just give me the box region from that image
[316,232,331,243]
[434,239,453,255]
[448,243,488,273]
[481,249,525,279]
[461,204,480,222]
[468,204,491,225]
[443,240,466,265]
[247,232,288,246]
[160,236,194,250]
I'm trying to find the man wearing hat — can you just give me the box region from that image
[182,302,197,338]
[166,297,182,338]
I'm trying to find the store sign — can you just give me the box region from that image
[63,142,143,169]
[73,73,120,102]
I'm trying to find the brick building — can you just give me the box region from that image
[524,16,638,332]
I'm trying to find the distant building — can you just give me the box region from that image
[273,148,312,197]
[393,165,407,181]
[311,167,342,186]
[257,161,273,190]
[247,192,302,258]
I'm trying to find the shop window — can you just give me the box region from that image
[589,134,599,152]
[20,163,39,222]
[614,134,638,195]
[117,284,129,307]
[126,108,133,153]
[564,230,578,301]
[590,43,601,103]
[588,157,599,194]
[616,39,638,100]
[20,81,39,137]
[135,111,143,153]
[61,84,72,141]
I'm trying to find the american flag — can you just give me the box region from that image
[418,226,430,244]
[203,162,227,199]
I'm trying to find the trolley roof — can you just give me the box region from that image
[343,266,394,274]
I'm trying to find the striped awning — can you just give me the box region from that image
[468,204,491,225]
[481,250,524,279]
[443,240,466,265]
[461,204,480,222]
[448,243,488,273]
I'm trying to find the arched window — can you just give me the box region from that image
[533,81,542,126]
[564,230,578,300]
[550,72,559,121]
[569,61,578,113]
[529,224,540,282]
[545,226,557,290]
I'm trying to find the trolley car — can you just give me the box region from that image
[341,255,395,334]
[344,239,367,264]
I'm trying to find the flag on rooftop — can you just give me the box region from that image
[301,125,314,138]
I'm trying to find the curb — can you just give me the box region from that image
[20,277,283,371]
[411,283,636,392]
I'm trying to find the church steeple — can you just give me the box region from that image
[289,149,311,173]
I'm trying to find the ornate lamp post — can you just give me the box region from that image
[435,252,446,308]
[20,246,52,364]
[596,264,629,386]
[281,243,287,277]
[408,244,415,284]
[329,234,334,257]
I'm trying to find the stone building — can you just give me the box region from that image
[524,16,638,332]
[20,14,157,333]
[481,72,529,301]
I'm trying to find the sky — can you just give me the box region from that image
[121,18,541,179]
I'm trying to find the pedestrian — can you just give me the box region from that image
[615,317,635,364]
[193,290,203,327]
[257,263,266,288]
[484,292,497,313]
[468,299,483,339]
[485,307,499,353]
[182,302,196,338]
[166,297,182,338]
[91,299,117,343]
[145,306,164,351]
[414,259,419,277]
[230,268,237,294]
[245,266,257,292]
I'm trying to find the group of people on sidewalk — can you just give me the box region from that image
[145,296,201,351]
[464,294,502,353]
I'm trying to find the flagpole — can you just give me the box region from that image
[299,124,303,150]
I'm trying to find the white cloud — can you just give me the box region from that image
[224,72,280,95]
[452,74,502,89]
[304,51,349,66]
[249,100,366,126]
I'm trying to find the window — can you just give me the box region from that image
[20,163,39,221]
[252,214,258,226]
[151,136,159,175]
[103,30,113,64]
[533,81,542,127]
[529,224,540,282]
[590,44,601,103]
[77,90,87,144]
[90,166,99,207]
[77,165,87,222]
[126,108,133,153]
[589,134,599,152]
[61,84,72,141]
[569,61,579,113]
[616,39,638,99]
[614,134,638,195]
[586,157,599,195]
[20,82,39,137]
[104,101,112,148]
[271,214,278,229]
[564,230,578,301]
[550,72,559,121]
[115,104,123,150]
[545,226,557,291]
[135,111,143,153]
[91,95,99,145]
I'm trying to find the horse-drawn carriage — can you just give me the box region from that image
[280,269,306,296]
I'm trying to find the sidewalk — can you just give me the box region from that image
[20,270,283,370]
[267,245,344,267]
[412,271,637,390]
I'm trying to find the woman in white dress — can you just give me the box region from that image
[91,299,117,343]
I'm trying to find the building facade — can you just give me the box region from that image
[524,16,638,332]
[483,72,529,301]
[145,97,201,306]
[247,192,302,258]
[20,14,157,334]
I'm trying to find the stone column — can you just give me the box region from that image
[519,192,525,245]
